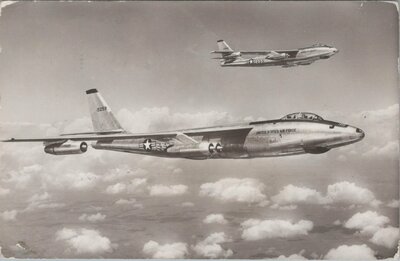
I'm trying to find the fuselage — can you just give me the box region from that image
[221,46,338,67]
[91,113,364,160]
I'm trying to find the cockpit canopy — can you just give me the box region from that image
[281,112,324,121]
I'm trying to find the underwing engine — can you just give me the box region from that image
[167,141,223,158]
[44,141,88,155]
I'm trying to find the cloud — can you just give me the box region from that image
[79,213,106,222]
[344,211,390,235]
[191,232,233,258]
[56,228,114,255]
[0,186,10,196]
[24,191,65,211]
[277,249,307,259]
[101,166,147,182]
[333,220,342,226]
[270,182,381,208]
[1,210,17,221]
[181,202,194,207]
[149,184,188,196]
[386,199,399,208]
[240,219,313,241]
[105,183,126,194]
[324,244,376,260]
[325,181,381,207]
[199,178,267,204]
[142,240,188,259]
[114,198,143,208]
[105,178,148,194]
[4,164,43,189]
[271,184,325,206]
[58,172,99,191]
[203,214,228,225]
[363,141,398,158]
[369,226,399,249]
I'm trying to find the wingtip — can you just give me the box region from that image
[2,138,15,142]
[86,89,98,94]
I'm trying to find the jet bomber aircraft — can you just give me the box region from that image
[3,89,364,160]
[211,40,338,68]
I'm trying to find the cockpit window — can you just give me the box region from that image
[281,112,324,121]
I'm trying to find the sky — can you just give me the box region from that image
[0,1,398,259]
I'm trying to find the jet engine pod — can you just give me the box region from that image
[167,141,223,158]
[44,141,88,155]
[265,52,289,60]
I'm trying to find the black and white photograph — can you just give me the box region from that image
[0,1,398,259]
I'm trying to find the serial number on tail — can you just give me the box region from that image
[97,106,107,112]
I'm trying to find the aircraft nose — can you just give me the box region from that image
[332,48,339,54]
[355,127,365,139]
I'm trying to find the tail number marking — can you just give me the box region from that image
[97,106,107,112]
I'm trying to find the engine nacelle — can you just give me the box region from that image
[265,52,289,60]
[167,142,223,158]
[44,142,88,155]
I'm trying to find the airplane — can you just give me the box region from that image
[3,89,364,160]
[211,40,338,68]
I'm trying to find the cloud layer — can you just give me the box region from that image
[56,228,113,255]
[142,240,188,259]
[199,178,267,204]
[240,219,313,241]
[324,244,376,260]
[191,232,233,258]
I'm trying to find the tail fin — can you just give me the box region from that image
[86,89,125,133]
[217,40,233,52]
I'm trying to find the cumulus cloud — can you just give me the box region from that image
[24,191,65,211]
[203,214,228,225]
[105,178,148,194]
[181,202,194,207]
[4,164,43,189]
[149,184,188,196]
[325,181,381,207]
[1,210,17,221]
[271,182,381,208]
[79,213,106,222]
[191,232,233,258]
[344,211,389,235]
[363,141,398,158]
[277,249,307,259]
[271,184,325,206]
[0,186,10,196]
[324,244,376,260]
[199,178,267,204]
[105,183,126,194]
[386,199,399,208]
[142,240,188,259]
[240,219,313,241]
[369,226,399,249]
[56,228,114,255]
[114,198,143,208]
[102,166,147,182]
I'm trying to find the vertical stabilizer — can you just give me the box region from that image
[86,89,124,133]
[217,40,233,52]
